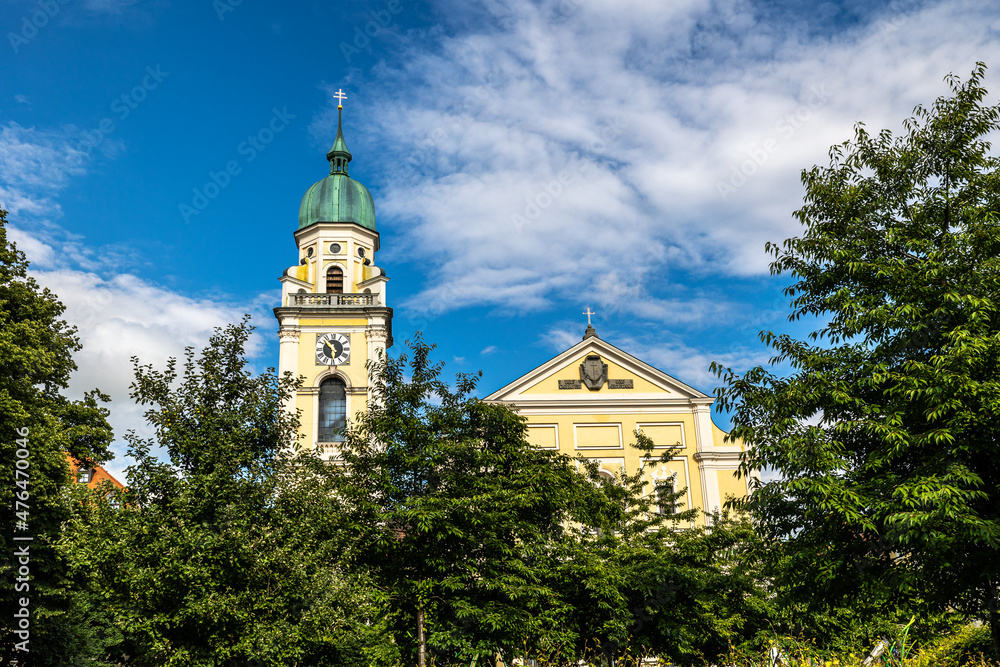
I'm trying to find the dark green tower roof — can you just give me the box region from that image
[298,106,376,232]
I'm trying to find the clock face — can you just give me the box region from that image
[315,332,350,366]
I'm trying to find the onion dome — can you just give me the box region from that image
[298,106,376,231]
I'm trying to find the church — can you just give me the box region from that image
[273,99,751,526]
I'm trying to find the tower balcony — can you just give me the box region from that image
[287,292,381,307]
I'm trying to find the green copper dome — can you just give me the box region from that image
[297,107,376,231]
[298,174,376,231]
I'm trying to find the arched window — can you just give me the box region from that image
[318,377,347,443]
[326,266,344,294]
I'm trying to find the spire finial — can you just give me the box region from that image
[326,89,353,175]
[333,88,347,110]
[583,307,598,339]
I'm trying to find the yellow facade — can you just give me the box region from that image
[484,333,751,526]
[273,221,393,456]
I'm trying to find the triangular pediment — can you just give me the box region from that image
[484,336,709,404]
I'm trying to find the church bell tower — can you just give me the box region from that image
[274,93,392,455]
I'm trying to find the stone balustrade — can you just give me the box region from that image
[288,293,379,307]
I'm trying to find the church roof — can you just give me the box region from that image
[298,174,376,231]
[298,105,377,232]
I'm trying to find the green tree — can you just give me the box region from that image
[332,335,767,667]
[332,336,604,666]
[546,436,770,666]
[0,209,115,665]
[713,63,1000,659]
[62,320,391,666]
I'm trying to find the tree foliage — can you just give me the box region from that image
[331,336,597,664]
[62,320,391,666]
[333,335,767,667]
[713,63,1000,658]
[0,210,115,665]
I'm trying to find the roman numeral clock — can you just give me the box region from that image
[315,332,351,366]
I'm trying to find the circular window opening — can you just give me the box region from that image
[330,243,342,254]
[306,247,315,258]
[357,247,366,258]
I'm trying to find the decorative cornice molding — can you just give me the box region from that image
[278,326,301,342]
[365,325,389,341]
[486,398,715,412]
[693,450,743,466]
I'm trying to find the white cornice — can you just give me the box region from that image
[294,222,381,251]
[487,399,713,413]
[279,274,312,288]
[358,274,389,288]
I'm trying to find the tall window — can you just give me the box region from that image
[318,378,347,443]
[656,480,676,515]
[326,266,344,294]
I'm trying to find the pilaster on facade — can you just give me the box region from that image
[366,323,390,361]
[691,402,715,453]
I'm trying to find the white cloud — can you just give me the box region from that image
[29,259,270,483]
[7,226,56,267]
[1,124,271,484]
[0,122,88,218]
[317,0,1000,323]
[481,345,498,354]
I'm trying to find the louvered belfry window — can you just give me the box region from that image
[318,378,347,442]
[326,266,344,294]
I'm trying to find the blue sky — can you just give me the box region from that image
[3,0,999,480]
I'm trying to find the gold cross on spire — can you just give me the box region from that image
[333,88,347,109]
[583,307,596,326]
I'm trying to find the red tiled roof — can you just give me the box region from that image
[65,455,125,490]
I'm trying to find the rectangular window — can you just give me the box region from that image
[656,480,676,515]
